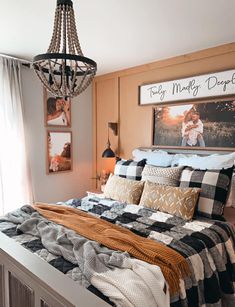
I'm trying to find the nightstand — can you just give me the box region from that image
[224,207,235,227]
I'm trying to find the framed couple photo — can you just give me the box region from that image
[47,131,72,174]
[44,90,71,127]
[152,97,235,151]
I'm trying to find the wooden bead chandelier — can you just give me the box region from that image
[33,0,97,99]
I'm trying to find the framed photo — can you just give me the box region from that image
[152,97,235,151]
[47,131,72,174]
[44,90,71,127]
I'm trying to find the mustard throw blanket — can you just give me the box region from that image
[33,203,190,294]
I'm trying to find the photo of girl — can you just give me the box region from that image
[45,90,71,127]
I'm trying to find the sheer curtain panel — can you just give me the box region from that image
[0,57,32,215]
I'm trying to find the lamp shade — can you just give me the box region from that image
[102,147,115,158]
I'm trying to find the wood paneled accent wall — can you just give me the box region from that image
[92,43,235,183]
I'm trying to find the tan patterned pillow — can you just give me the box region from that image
[104,175,144,205]
[141,165,183,187]
[139,181,200,220]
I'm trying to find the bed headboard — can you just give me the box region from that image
[137,147,233,156]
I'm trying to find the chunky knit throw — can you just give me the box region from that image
[33,203,191,294]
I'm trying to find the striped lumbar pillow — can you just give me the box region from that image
[141,165,183,187]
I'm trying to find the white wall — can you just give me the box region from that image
[21,67,93,203]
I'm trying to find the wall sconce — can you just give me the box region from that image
[102,122,118,158]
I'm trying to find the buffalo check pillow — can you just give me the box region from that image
[179,166,234,219]
[114,158,146,180]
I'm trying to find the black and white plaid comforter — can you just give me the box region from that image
[0,196,235,307]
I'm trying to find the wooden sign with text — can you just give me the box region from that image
[139,69,235,105]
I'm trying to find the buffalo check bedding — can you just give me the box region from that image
[0,195,235,307]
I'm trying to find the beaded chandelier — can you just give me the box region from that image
[33,0,97,99]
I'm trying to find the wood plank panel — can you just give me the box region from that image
[93,77,119,187]
[9,272,34,307]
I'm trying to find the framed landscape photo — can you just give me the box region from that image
[47,131,72,174]
[44,90,71,127]
[152,97,235,151]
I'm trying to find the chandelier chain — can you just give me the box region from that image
[55,8,62,53]
[67,11,75,54]
[62,5,67,54]
[48,8,59,53]
[70,9,83,56]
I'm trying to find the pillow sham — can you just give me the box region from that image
[104,175,144,204]
[177,152,235,170]
[141,165,183,187]
[179,166,234,219]
[114,158,146,180]
[139,181,200,221]
[132,149,173,167]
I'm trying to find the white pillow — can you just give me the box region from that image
[132,149,173,167]
[177,152,235,170]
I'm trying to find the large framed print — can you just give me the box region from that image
[140,69,235,105]
[152,97,235,151]
[47,131,72,174]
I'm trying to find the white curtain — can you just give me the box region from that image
[0,57,33,215]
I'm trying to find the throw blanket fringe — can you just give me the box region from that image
[33,203,191,295]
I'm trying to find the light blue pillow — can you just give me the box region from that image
[132,149,173,167]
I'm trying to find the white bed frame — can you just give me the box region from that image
[0,232,109,307]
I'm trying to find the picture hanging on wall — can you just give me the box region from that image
[44,89,71,127]
[152,97,235,150]
[139,69,235,105]
[47,131,72,174]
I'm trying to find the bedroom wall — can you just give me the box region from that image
[21,68,93,203]
[92,43,235,186]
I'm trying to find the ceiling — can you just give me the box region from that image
[0,0,235,75]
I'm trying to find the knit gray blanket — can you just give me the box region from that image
[2,205,169,307]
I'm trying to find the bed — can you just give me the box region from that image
[0,195,234,307]
[0,150,235,307]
